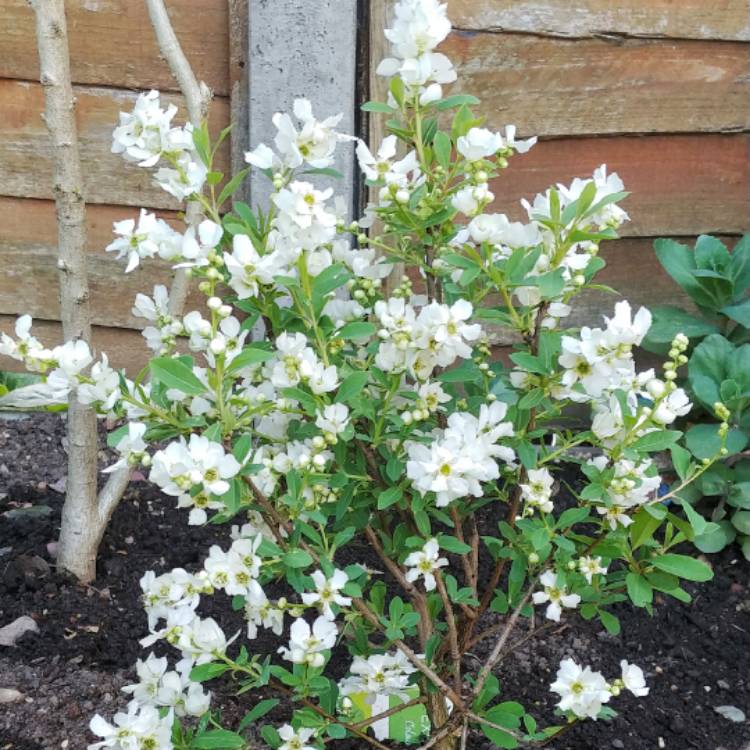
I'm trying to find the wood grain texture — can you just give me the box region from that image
[446,0,750,41]
[443,32,750,136]
[489,134,750,237]
[0,316,152,374]
[0,79,231,208]
[0,0,229,95]
[0,197,204,329]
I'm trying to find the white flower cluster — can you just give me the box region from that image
[406,402,515,506]
[149,434,242,525]
[112,89,206,200]
[339,651,417,702]
[375,298,482,380]
[550,658,648,720]
[377,0,456,104]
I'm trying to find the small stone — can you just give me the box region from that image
[715,705,746,723]
[0,688,23,703]
[3,505,53,522]
[0,616,39,647]
[717,679,730,690]
[611,740,625,749]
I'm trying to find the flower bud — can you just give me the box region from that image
[312,435,326,450]
[528,552,540,564]
[402,411,413,425]
[395,189,410,204]
[207,296,222,310]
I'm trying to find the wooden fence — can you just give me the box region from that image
[0,0,748,370]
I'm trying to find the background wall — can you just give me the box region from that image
[0,0,748,370]
[0,0,233,369]
[434,0,750,340]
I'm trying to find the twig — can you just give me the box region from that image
[472,582,537,700]
[145,0,212,316]
[435,572,462,694]
[450,506,476,598]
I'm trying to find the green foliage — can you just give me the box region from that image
[646,234,750,558]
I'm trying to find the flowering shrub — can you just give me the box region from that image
[1,1,728,748]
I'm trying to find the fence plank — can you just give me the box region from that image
[446,0,750,41]
[0,197,203,329]
[0,79,231,209]
[0,0,229,95]
[443,32,750,136]
[490,134,750,237]
[0,316,151,373]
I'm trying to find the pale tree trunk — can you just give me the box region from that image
[29,0,212,583]
[29,0,101,583]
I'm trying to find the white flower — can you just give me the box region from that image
[103,422,148,474]
[532,570,581,622]
[652,388,691,425]
[315,404,350,437]
[620,660,649,697]
[139,568,207,629]
[111,89,180,167]
[279,617,338,668]
[154,151,207,201]
[457,127,504,161]
[404,538,448,591]
[301,569,352,620]
[550,659,611,720]
[339,651,417,702]
[225,234,277,299]
[175,219,223,268]
[503,125,537,155]
[520,468,555,515]
[177,616,233,664]
[278,725,317,750]
[244,579,284,639]
[88,704,173,750]
[451,183,493,216]
[578,555,608,584]
[106,209,181,272]
[272,98,348,169]
[244,142,280,171]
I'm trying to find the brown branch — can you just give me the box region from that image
[472,582,537,700]
[449,506,477,599]
[434,572,462,694]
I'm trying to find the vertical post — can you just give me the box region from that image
[247,0,358,216]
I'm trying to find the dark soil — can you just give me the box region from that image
[0,414,749,750]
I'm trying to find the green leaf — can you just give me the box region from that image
[238,699,280,731]
[652,554,713,581]
[438,534,472,554]
[480,702,522,748]
[227,345,274,373]
[433,131,452,169]
[645,305,718,345]
[150,357,204,395]
[189,663,230,682]
[193,730,246,749]
[686,423,748,459]
[335,372,369,404]
[377,486,403,510]
[598,610,621,635]
[631,430,682,452]
[729,234,750,293]
[721,298,750,328]
[312,264,351,299]
[360,101,395,114]
[218,167,250,207]
[282,550,314,568]
[435,94,481,111]
[670,444,692,481]
[731,510,750,535]
[654,238,715,309]
[728,482,750,509]
[626,572,653,607]
[336,322,376,340]
[261,725,281,748]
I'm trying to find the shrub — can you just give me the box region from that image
[2,1,724,748]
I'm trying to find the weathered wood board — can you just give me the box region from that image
[442,32,750,136]
[0,0,229,95]
[489,134,750,237]
[0,198,205,330]
[0,79,231,209]
[446,0,750,41]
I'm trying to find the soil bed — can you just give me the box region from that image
[0,414,748,750]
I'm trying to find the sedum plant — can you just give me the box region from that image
[0,1,726,748]
[644,234,750,558]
